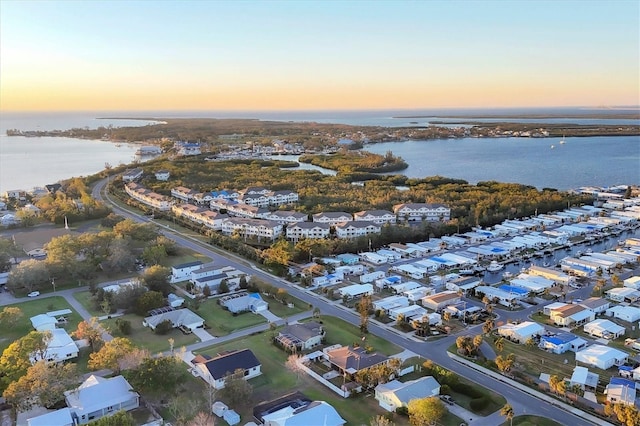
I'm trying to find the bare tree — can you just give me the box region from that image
[285,354,305,383]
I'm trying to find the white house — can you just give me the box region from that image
[171,261,204,283]
[575,345,628,370]
[605,378,637,406]
[125,183,173,211]
[338,284,373,299]
[539,333,587,354]
[31,328,79,364]
[623,276,640,290]
[260,400,345,426]
[220,292,268,314]
[194,349,261,389]
[497,321,545,344]
[143,308,205,333]
[584,319,626,339]
[154,170,170,181]
[65,375,139,425]
[311,273,343,289]
[121,168,143,182]
[606,305,640,323]
[375,376,440,412]
[221,217,283,240]
[579,297,611,315]
[606,287,640,303]
[360,270,385,284]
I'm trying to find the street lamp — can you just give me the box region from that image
[51,277,56,293]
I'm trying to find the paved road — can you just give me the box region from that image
[28,178,600,424]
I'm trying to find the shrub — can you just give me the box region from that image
[395,406,408,416]
[115,318,132,335]
[154,319,173,335]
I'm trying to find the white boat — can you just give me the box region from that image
[487,261,504,273]
[550,144,555,149]
[559,134,566,144]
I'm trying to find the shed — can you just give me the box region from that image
[575,345,628,370]
[212,401,228,417]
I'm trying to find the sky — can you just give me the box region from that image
[1,0,639,112]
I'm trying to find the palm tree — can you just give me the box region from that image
[495,337,505,353]
[500,403,515,426]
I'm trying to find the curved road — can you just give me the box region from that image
[92,178,603,426]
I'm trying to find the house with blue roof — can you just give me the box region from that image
[539,333,588,354]
[605,377,638,406]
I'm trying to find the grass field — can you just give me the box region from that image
[319,315,401,356]
[195,299,267,336]
[101,313,198,353]
[73,290,103,317]
[0,296,83,353]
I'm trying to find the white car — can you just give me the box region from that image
[27,291,40,297]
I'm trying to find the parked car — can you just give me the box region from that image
[27,291,40,297]
[440,395,455,405]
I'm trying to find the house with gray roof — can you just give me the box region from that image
[143,308,205,333]
[64,375,139,425]
[375,376,441,412]
[276,322,325,352]
[220,292,269,314]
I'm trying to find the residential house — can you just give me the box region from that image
[286,222,331,242]
[220,292,269,314]
[143,308,205,333]
[606,287,640,303]
[27,408,75,426]
[606,305,640,323]
[393,203,451,222]
[324,345,388,378]
[569,366,599,391]
[549,304,595,327]
[254,393,346,426]
[175,141,201,156]
[575,345,629,370]
[421,291,460,312]
[353,209,396,225]
[30,328,78,364]
[335,221,381,239]
[3,189,27,200]
[623,276,640,290]
[194,349,262,389]
[539,333,588,354]
[605,378,637,406]
[584,319,626,339]
[579,297,611,315]
[311,273,343,289]
[65,375,139,425]
[497,321,545,344]
[275,321,325,352]
[375,376,440,412]
[154,170,170,181]
[338,284,373,299]
[171,261,204,283]
[121,168,143,182]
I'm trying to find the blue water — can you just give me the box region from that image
[364,136,640,190]
[0,109,638,193]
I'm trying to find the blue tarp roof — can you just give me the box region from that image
[387,276,402,283]
[498,285,529,295]
[619,366,634,371]
[431,257,448,263]
[610,377,637,388]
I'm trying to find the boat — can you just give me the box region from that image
[559,134,566,144]
[550,144,555,149]
[487,261,504,273]
[502,271,513,279]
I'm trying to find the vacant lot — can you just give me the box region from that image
[0,296,82,353]
[319,315,401,356]
[502,415,563,426]
[195,299,267,336]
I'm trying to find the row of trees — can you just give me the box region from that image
[1,218,176,294]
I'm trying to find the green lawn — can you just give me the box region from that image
[0,296,83,353]
[101,313,198,353]
[260,293,309,318]
[73,290,103,317]
[501,415,563,426]
[195,329,398,426]
[319,315,401,356]
[195,299,267,336]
